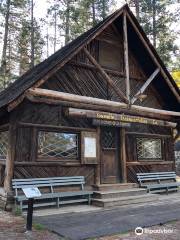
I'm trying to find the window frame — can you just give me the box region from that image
[136,136,164,161]
[36,129,81,162]
[0,130,9,161]
[98,40,123,71]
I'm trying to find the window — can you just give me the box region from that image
[99,41,123,71]
[0,131,8,160]
[38,131,79,160]
[137,138,162,160]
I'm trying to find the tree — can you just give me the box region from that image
[0,0,10,89]
[18,20,30,75]
[134,0,179,68]
[0,0,28,89]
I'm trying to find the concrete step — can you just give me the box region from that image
[93,188,147,199]
[92,194,158,208]
[93,183,138,191]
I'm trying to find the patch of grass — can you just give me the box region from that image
[166,220,177,225]
[13,207,22,216]
[33,223,46,231]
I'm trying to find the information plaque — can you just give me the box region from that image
[22,187,41,199]
[84,137,97,158]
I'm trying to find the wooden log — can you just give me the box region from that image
[18,122,96,132]
[126,12,180,103]
[126,131,171,138]
[69,61,126,78]
[0,124,9,131]
[121,128,127,182]
[27,93,172,121]
[83,48,129,103]
[4,115,17,194]
[126,161,173,166]
[123,12,130,101]
[131,68,160,104]
[14,161,82,166]
[66,108,177,128]
[95,127,101,185]
[26,88,180,117]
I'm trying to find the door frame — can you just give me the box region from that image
[100,126,122,184]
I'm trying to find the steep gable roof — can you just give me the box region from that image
[0,4,179,111]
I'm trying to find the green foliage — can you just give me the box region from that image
[0,0,179,90]
[12,206,22,216]
[33,223,46,231]
[137,0,180,68]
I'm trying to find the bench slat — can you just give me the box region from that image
[12,176,92,210]
[136,171,179,194]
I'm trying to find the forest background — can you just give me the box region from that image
[0,0,179,90]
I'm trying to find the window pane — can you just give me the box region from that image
[137,138,162,160]
[38,131,78,159]
[0,131,8,160]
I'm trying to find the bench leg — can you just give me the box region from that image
[20,201,23,212]
[88,195,91,205]
[166,188,168,195]
[57,198,59,208]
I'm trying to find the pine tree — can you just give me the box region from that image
[18,20,30,75]
[0,0,28,89]
[136,0,179,68]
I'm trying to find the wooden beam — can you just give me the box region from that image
[18,122,96,132]
[26,88,180,118]
[131,68,160,104]
[95,127,101,185]
[126,161,173,166]
[4,116,17,194]
[70,61,125,78]
[83,48,129,103]
[27,94,171,120]
[123,12,130,101]
[126,12,180,103]
[66,108,177,128]
[121,128,127,182]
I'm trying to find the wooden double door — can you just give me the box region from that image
[100,127,122,184]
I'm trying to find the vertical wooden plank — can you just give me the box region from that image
[123,12,130,102]
[121,128,127,183]
[95,126,101,185]
[4,122,17,194]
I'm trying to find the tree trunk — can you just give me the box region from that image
[0,0,11,89]
[30,0,35,68]
[65,0,70,45]
[152,0,156,48]
[54,9,57,52]
[102,0,106,20]
[92,0,96,26]
[46,26,49,58]
[134,0,140,21]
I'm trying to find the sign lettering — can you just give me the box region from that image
[95,112,163,126]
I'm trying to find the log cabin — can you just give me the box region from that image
[0,4,179,209]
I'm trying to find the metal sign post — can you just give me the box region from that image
[26,198,34,231]
[22,187,41,231]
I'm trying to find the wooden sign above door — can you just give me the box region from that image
[66,108,177,128]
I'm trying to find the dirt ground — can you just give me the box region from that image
[0,209,60,240]
[0,209,180,240]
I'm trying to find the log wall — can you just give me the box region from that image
[0,22,176,188]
